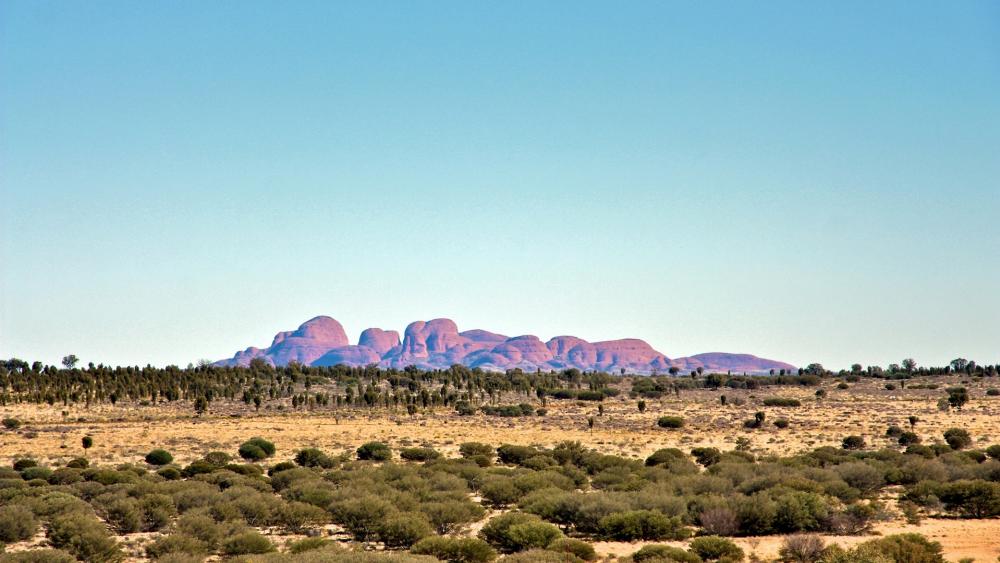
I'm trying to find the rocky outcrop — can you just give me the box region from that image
[672,353,796,373]
[215,315,795,374]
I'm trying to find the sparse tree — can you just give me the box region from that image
[61,355,79,369]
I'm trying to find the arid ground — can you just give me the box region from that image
[2,376,999,561]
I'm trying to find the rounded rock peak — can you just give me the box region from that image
[293,316,349,343]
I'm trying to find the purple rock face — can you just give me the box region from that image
[215,315,795,374]
[264,316,349,366]
[672,353,796,373]
[358,328,400,356]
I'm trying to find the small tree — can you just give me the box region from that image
[637,400,646,413]
[82,436,93,450]
[194,396,208,416]
[61,355,79,369]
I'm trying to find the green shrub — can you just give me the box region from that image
[773,418,790,429]
[11,460,35,472]
[546,538,596,561]
[503,521,563,552]
[645,448,687,467]
[47,511,123,562]
[632,545,702,563]
[400,447,442,462]
[157,466,182,480]
[936,479,1000,518]
[986,445,1000,460]
[411,536,497,563]
[762,397,801,407]
[330,495,395,541]
[221,530,275,555]
[288,537,336,554]
[689,536,744,561]
[0,505,38,542]
[943,428,972,450]
[657,416,684,429]
[66,458,89,469]
[479,512,551,553]
[379,512,434,548]
[0,549,77,563]
[203,451,232,466]
[275,500,329,533]
[145,534,209,559]
[294,448,336,468]
[459,443,494,459]
[480,478,522,507]
[598,510,689,541]
[691,447,723,467]
[19,466,52,481]
[357,441,392,461]
[419,500,485,535]
[841,435,865,450]
[238,437,275,461]
[2,418,21,430]
[497,445,539,465]
[144,449,174,466]
[853,533,944,563]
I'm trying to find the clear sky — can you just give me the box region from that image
[1,1,998,370]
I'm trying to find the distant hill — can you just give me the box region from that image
[215,315,796,374]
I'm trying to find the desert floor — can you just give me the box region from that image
[1,376,998,560]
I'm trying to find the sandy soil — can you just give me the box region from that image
[0,376,998,560]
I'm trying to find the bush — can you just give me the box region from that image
[687,448,721,469]
[943,428,972,450]
[238,437,275,460]
[459,442,494,459]
[898,432,921,446]
[645,448,687,467]
[547,538,596,561]
[480,512,555,553]
[502,521,563,552]
[145,449,174,466]
[762,397,801,407]
[598,510,690,541]
[496,445,539,465]
[294,448,336,468]
[357,441,392,461]
[2,418,21,430]
[841,435,865,450]
[0,549,77,563]
[157,466,182,480]
[221,530,275,555]
[20,466,52,481]
[657,416,684,429]
[853,533,944,563]
[419,500,485,535]
[379,512,434,548]
[145,534,209,559]
[987,388,1000,396]
[480,478,522,508]
[66,458,89,469]
[986,444,1000,460]
[778,534,825,563]
[47,511,123,562]
[411,536,497,563]
[936,479,1000,518]
[632,545,702,563]
[12,459,35,472]
[689,536,744,561]
[773,418,790,429]
[400,447,442,462]
[288,537,335,554]
[0,505,38,542]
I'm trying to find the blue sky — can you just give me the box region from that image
[2,1,998,370]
